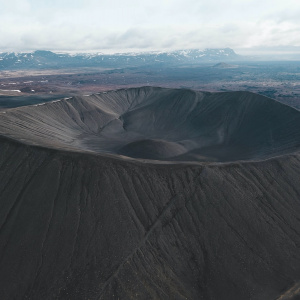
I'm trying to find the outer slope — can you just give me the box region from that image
[0,137,300,299]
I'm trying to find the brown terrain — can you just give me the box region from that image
[0,63,299,109]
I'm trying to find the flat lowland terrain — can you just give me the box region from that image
[0,87,300,299]
[0,61,299,109]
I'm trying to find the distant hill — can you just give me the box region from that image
[0,48,242,70]
[213,62,237,68]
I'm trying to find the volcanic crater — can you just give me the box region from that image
[1,87,300,300]
[1,86,300,162]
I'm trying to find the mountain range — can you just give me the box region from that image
[0,48,241,70]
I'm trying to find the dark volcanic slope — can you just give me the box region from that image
[0,86,300,162]
[0,87,300,300]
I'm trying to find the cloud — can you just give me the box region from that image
[0,0,299,54]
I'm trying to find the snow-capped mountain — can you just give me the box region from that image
[0,48,241,69]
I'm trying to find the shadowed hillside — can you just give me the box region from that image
[0,87,300,299]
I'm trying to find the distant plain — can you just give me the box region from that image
[0,61,299,109]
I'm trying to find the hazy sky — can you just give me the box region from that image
[0,0,300,54]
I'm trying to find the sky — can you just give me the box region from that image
[0,0,300,55]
